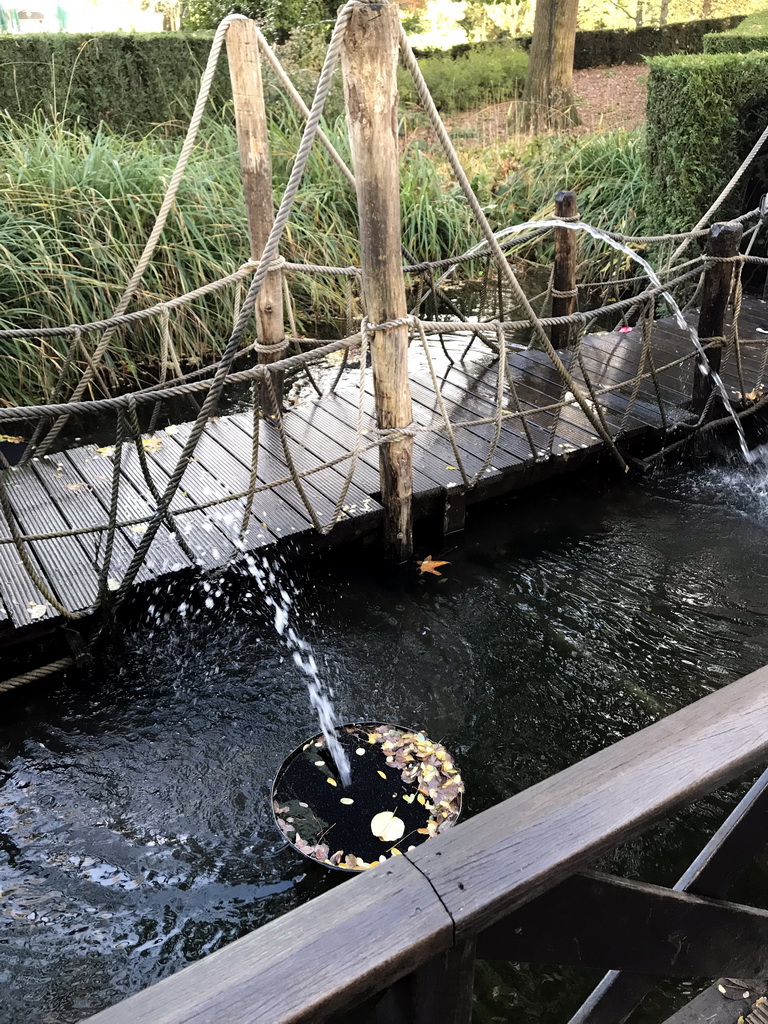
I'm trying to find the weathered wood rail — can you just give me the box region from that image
[80,661,768,1024]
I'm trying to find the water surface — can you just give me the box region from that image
[3,453,768,1023]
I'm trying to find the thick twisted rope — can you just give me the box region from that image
[0,658,74,695]
[398,27,628,473]
[110,0,357,608]
[26,14,249,463]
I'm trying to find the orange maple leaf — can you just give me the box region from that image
[418,555,450,576]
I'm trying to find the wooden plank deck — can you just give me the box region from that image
[1,297,766,635]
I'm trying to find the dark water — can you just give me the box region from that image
[4,452,768,1024]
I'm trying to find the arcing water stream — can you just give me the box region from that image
[4,456,768,1023]
[242,551,352,786]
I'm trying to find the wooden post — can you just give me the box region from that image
[692,221,743,415]
[551,189,578,349]
[227,18,286,415]
[375,939,476,1024]
[341,0,413,563]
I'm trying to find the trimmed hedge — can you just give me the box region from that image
[704,9,768,53]
[413,16,745,69]
[399,43,528,112]
[646,51,768,231]
[0,32,230,132]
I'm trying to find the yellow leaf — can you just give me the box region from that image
[66,482,87,491]
[165,424,179,435]
[129,524,148,534]
[141,436,163,453]
[370,811,405,842]
[377,770,387,779]
[0,434,24,444]
[94,445,115,457]
[326,777,337,787]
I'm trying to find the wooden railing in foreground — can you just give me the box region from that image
[84,664,768,1024]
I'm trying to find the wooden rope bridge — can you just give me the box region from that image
[0,4,767,656]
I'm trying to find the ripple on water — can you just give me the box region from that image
[4,459,768,1023]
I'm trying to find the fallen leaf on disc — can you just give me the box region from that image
[141,437,163,453]
[94,445,115,457]
[370,811,405,842]
[66,482,88,491]
[419,556,450,576]
[165,424,179,435]
[28,602,48,620]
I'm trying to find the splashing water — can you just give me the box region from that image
[243,552,352,786]
[464,220,754,462]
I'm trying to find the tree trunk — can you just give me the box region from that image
[659,0,670,26]
[521,0,581,133]
[635,0,644,27]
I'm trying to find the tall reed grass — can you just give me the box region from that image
[0,103,650,407]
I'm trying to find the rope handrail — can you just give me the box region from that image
[0,5,767,625]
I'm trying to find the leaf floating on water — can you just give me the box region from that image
[340,797,354,805]
[314,760,325,767]
[371,811,405,842]
[355,748,366,756]
[418,556,450,577]
[402,793,416,804]
[377,770,387,780]
[326,777,338,787]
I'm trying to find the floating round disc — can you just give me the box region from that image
[272,723,463,872]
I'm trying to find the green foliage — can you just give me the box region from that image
[181,0,336,39]
[0,32,229,133]
[413,15,745,69]
[704,8,768,51]
[0,108,479,406]
[570,16,746,67]
[495,129,650,233]
[645,51,768,231]
[399,44,528,112]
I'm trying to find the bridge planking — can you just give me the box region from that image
[1,298,767,634]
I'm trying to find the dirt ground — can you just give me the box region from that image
[443,64,649,148]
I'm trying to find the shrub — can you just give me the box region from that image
[182,0,336,40]
[0,110,480,405]
[0,32,230,133]
[645,51,768,231]
[704,9,768,52]
[399,44,528,113]
[413,16,745,69]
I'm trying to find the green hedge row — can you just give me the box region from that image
[0,32,230,131]
[646,50,768,231]
[413,15,745,69]
[704,9,768,53]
